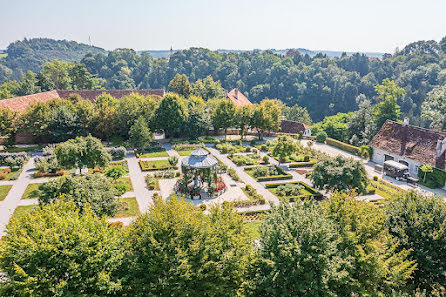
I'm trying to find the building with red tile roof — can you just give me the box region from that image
[225,88,252,108]
[0,89,165,112]
[370,119,446,189]
[279,120,311,136]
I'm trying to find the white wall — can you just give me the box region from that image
[371,147,422,177]
[304,128,311,136]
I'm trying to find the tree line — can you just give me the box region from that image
[2,37,446,126]
[1,191,445,296]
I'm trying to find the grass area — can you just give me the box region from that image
[140,151,169,158]
[228,153,261,166]
[367,179,405,200]
[90,160,129,175]
[22,183,44,199]
[116,177,134,191]
[176,150,194,156]
[245,221,262,238]
[11,205,36,221]
[114,197,140,218]
[0,167,23,181]
[139,159,175,171]
[5,145,41,153]
[0,185,12,201]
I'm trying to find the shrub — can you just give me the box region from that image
[228,168,239,181]
[168,156,179,167]
[263,156,269,164]
[199,204,206,211]
[276,184,304,197]
[325,138,361,155]
[373,176,378,181]
[107,146,126,159]
[0,172,7,180]
[114,182,130,196]
[245,147,251,152]
[303,155,310,162]
[315,131,327,143]
[260,144,268,151]
[176,171,181,177]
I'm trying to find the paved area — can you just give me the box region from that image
[126,152,153,213]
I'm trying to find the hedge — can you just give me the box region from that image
[244,166,292,182]
[289,161,316,168]
[139,160,177,171]
[325,137,360,155]
[418,167,446,189]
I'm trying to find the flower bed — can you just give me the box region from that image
[215,143,251,154]
[0,167,22,181]
[230,185,266,208]
[266,181,323,201]
[244,165,292,182]
[228,153,260,166]
[139,159,177,171]
[33,170,66,178]
[288,161,316,168]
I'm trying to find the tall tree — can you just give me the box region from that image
[0,200,123,296]
[93,93,119,141]
[192,75,225,100]
[128,116,152,150]
[40,60,73,90]
[385,191,446,292]
[373,78,405,129]
[421,85,446,131]
[168,73,193,98]
[155,93,188,138]
[235,105,252,140]
[283,104,312,125]
[184,96,210,139]
[124,198,255,296]
[212,98,236,139]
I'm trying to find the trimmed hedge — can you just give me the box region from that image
[244,165,292,182]
[325,137,360,155]
[139,160,177,171]
[289,161,316,168]
[418,167,446,189]
[265,181,323,201]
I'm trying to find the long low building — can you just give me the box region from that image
[369,119,446,190]
[0,89,165,112]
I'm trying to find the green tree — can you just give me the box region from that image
[272,135,297,163]
[250,99,282,140]
[40,60,73,90]
[124,198,255,296]
[283,104,312,125]
[323,193,415,295]
[38,175,119,217]
[184,96,210,139]
[192,75,225,99]
[17,71,40,96]
[55,135,111,174]
[93,93,119,141]
[168,73,193,98]
[69,63,102,90]
[155,93,188,139]
[0,200,123,296]
[105,165,126,182]
[235,105,252,140]
[311,112,353,142]
[20,100,53,140]
[385,191,446,292]
[0,107,17,139]
[129,116,152,150]
[0,80,20,99]
[421,85,446,131]
[311,155,368,193]
[373,78,405,129]
[419,164,433,183]
[315,131,328,143]
[255,201,347,296]
[212,98,236,139]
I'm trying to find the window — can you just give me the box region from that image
[399,160,409,167]
[384,154,394,161]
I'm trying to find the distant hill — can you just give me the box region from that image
[0,38,106,80]
[139,48,385,59]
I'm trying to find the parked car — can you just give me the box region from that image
[383,160,418,184]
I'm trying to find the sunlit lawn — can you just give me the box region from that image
[22,183,45,199]
[114,197,140,218]
[0,185,12,201]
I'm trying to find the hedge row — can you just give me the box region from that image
[139,160,177,171]
[325,137,360,155]
[265,181,323,201]
[288,161,316,168]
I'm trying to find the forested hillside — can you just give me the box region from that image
[2,37,446,125]
[0,38,105,80]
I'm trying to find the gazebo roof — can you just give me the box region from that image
[182,147,218,169]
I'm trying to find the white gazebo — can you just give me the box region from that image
[178,147,224,199]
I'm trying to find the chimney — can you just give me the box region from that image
[403,117,409,126]
[234,89,239,99]
[435,138,446,169]
[224,89,228,98]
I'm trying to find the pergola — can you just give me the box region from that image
[179,147,219,198]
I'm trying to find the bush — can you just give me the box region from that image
[107,146,126,159]
[228,167,239,181]
[0,172,7,180]
[276,184,304,197]
[315,131,328,143]
[114,182,130,196]
[263,156,269,164]
[373,176,378,181]
[199,204,206,211]
[168,156,179,167]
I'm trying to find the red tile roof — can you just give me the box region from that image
[280,120,310,134]
[369,120,446,169]
[226,88,252,108]
[0,89,165,112]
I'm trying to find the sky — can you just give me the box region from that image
[1,0,446,53]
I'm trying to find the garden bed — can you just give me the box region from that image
[140,151,169,158]
[113,197,140,218]
[33,170,66,179]
[90,160,129,175]
[0,185,12,201]
[215,143,252,154]
[139,159,177,171]
[228,153,261,166]
[266,181,323,201]
[367,179,406,200]
[11,205,36,221]
[116,177,133,192]
[230,185,266,208]
[288,161,316,168]
[270,153,315,164]
[244,165,292,182]
[0,167,22,181]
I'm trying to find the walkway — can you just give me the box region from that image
[126,152,153,213]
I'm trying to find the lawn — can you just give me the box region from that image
[90,160,129,175]
[244,165,292,182]
[11,205,36,221]
[266,181,323,201]
[228,153,261,166]
[0,167,23,181]
[6,145,41,153]
[139,159,175,171]
[0,185,12,201]
[114,197,140,218]
[140,151,169,158]
[245,221,262,238]
[176,150,194,156]
[22,183,44,199]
